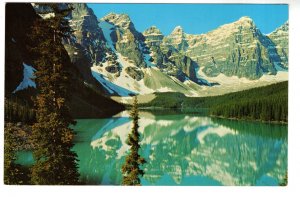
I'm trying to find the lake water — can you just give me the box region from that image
[16,110,288,186]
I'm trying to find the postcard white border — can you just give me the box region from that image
[0,0,299,197]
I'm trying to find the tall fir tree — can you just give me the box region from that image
[121,96,146,185]
[28,3,79,185]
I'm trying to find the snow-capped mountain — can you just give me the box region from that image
[164,16,288,80]
[29,3,288,98]
[89,12,208,96]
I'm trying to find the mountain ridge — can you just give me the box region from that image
[24,3,289,98]
[94,9,288,96]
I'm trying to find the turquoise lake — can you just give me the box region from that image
[16,110,288,186]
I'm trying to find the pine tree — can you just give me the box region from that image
[29,3,79,185]
[4,125,19,184]
[4,124,30,184]
[122,96,146,185]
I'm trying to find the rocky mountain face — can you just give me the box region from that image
[268,22,289,68]
[67,4,106,65]
[102,13,148,68]
[93,12,288,96]
[143,26,200,83]
[164,16,288,79]
[28,3,288,97]
[86,12,207,96]
[62,3,108,89]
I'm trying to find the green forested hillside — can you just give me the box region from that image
[141,81,288,122]
[209,81,288,122]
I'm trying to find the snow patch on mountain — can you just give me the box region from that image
[40,13,55,19]
[195,67,288,97]
[197,66,288,86]
[92,54,155,95]
[13,63,36,93]
[194,66,214,86]
[113,55,154,94]
[98,20,154,95]
[91,65,135,96]
[260,71,288,82]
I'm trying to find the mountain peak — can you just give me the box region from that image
[102,12,132,29]
[268,20,288,36]
[144,26,163,35]
[172,26,184,34]
[239,16,253,21]
[105,12,128,18]
[236,16,255,26]
[277,21,289,32]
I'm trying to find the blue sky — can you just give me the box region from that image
[88,4,288,35]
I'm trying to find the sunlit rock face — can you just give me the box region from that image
[101,13,149,68]
[268,22,289,68]
[143,26,199,83]
[164,17,287,80]
[94,12,288,96]
[30,3,288,97]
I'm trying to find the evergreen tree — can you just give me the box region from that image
[122,96,146,185]
[4,124,30,184]
[5,97,36,123]
[29,3,79,185]
[208,82,288,122]
[4,125,19,184]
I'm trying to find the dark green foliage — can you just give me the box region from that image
[139,92,186,109]
[209,81,288,122]
[5,96,36,123]
[122,96,146,185]
[69,82,125,118]
[29,4,79,185]
[142,81,288,122]
[211,118,287,139]
[4,124,31,184]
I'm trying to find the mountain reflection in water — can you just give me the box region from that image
[71,110,287,186]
